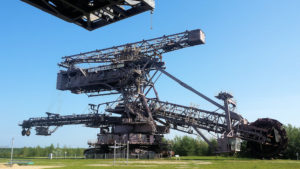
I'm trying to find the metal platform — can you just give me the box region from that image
[21,0,155,31]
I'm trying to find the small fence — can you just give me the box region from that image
[85,152,159,159]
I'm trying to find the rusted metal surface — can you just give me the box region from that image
[247,118,288,158]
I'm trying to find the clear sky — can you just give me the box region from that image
[0,0,299,148]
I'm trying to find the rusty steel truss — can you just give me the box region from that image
[20,29,287,158]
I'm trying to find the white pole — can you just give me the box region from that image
[123,142,125,159]
[126,141,129,165]
[113,140,116,166]
[10,138,14,166]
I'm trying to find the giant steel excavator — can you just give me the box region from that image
[20,29,287,158]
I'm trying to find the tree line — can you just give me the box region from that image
[281,124,300,159]
[168,136,217,156]
[0,124,299,159]
[0,144,84,158]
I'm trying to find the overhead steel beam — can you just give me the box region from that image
[21,0,155,31]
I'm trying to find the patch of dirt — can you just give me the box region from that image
[87,164,112,167]
[129,160,189,164]
[130,160,211,165]
[174,161,211,168]
[88,160,212,166]
[0,164,61,169]
[193,161,212,165]
[88,164,157,167]
[269,161,300,164]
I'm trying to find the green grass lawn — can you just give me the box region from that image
[1,156,300,169]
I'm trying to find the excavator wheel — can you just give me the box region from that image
[247,118,288,158]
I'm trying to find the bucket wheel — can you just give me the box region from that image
[247,118,288,158]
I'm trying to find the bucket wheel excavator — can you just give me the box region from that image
[20,29,287,158]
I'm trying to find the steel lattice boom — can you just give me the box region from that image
[59,29,205,68]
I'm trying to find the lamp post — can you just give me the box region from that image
[126,141,129,165]
[10,138,14,166]
[113,141,116,166]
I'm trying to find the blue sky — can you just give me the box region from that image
[0,0,299,148]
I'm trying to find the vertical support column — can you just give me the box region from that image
[140,94,156,132]
[215,92,236,133]
[224,99,232,132]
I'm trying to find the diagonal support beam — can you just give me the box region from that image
[193,126,213,147]
[157,68,243,121]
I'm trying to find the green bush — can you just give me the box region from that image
[0,144,84,158]
[282,124,300,159]
[170,136,216,156]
